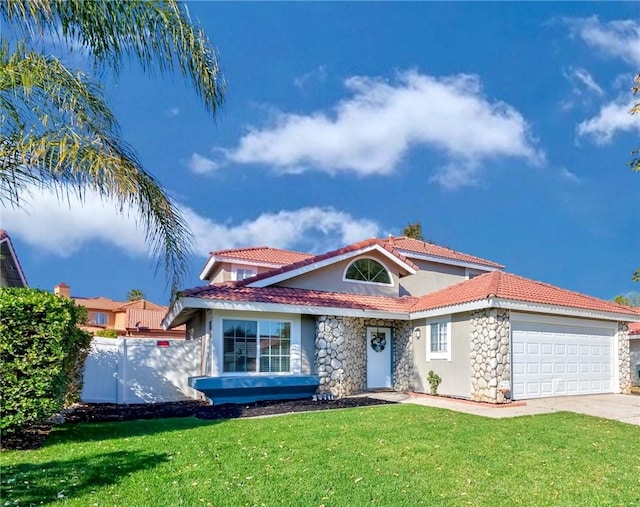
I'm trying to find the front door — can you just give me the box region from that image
[366,327,392,389]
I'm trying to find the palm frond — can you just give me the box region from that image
[1,0,225,115]
[0,44,192,292]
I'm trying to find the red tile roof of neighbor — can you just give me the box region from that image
[209,246,313,265]
[74,296,126,311]
[233,238,418,287]
[629,322,640,335]
[125,309,185,331]
[181,271,637,318]
[411,271,638,316]
[382,236,504,269]
[182,284,419,313]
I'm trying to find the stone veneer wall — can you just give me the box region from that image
[315,316,413,397]
[617,322,630,394]
[470,309,511,403]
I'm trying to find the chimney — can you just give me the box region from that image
[54,282,71,298]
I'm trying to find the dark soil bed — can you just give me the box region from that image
[2,396,394,451]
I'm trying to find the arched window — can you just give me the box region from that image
[344,258,392,285]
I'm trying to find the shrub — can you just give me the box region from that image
[95,328,118,338]
[0,288,92,435]
[427,370,442,395]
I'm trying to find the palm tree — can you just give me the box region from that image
[0,1,225,293]
[127,289,146,302]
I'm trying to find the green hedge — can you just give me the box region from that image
[0,288,92,435]
[95,328,118,338]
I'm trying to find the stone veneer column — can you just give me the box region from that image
[470,309,510,403]
[315,316,366,397]
[315,316,413,397]
[617,322,631,394]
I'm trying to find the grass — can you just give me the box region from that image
[1,404,639,506]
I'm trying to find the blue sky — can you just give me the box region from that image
[3,2,639,304]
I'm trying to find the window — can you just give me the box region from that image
[233,268,257,281]
[92,312,108,326]
[222,319,291,373]
[428,319,451,360]
[344,258,391,285]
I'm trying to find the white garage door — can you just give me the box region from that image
[511,319,614,399]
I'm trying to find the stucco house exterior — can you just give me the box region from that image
[164,237,640,404]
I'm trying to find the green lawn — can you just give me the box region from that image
[2,404,639,506]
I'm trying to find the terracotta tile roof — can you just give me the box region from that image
[209,246,313,265]
[116,299,166,311]
[383,236,504,269]
[182,284,418,313]
[411,271,639,316]
[629,322,640,335]
[125,309,185,331]
[74,296,126,311]
[235,238,418,287]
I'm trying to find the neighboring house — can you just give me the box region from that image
[54,283,185,338]
[0,230,27,288]
[164,236,640,404]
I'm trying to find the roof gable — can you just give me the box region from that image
[199,246,312,280]
[241,239,418,288]
[0,230,28,287]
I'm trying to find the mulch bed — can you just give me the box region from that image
[2,396,394,451]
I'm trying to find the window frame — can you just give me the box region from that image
[216,314,300,376]
[92,311,109,326]
[342,256,394,287]
[231,265,257,281]
[426,317,451,361]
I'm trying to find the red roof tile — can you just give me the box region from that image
[116,299,166,311]
[629,322,640,335]
[383,236,504,269]
[182,284,418,313]
[125,309,185,331]
[411,271,638,316]
[236,238,418,287]
[74,296,127,311]
[209,246,313,265]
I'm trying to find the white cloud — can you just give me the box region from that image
[293,65,328,88]
[568,67,604,96]
[1,186,381,261]
[558,167,581,184]
[216,70,543,188]
[185,153,220,174]
[577,98,639,143]
[566,16,640,65]
[164,107,181,117]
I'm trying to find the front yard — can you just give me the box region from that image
[2,404,639,506]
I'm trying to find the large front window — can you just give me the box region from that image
[223,319,291,373]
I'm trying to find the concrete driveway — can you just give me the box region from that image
[366,392,640,425]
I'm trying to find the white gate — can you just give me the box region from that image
[81,337,202,404]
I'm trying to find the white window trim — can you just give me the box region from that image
[231,264,257,281]
[342,256,394,287]
[92,311,109,326]
[215,312,301,376]
[426,317,451,361]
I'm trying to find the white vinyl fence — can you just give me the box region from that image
[81,337,202,404]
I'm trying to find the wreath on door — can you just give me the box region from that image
[370,332,386,352]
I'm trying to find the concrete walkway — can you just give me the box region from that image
[365,392,640,426]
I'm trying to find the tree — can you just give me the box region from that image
[127,288,145,301]
[613,294,630,306]
[402,222,425,241]
[0,1,225,293]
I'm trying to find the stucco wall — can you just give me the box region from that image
[208,263,273,284]
[301,315,317,375]
[275,253,401,297]
[411,314,471,398]
[398,260,468,297]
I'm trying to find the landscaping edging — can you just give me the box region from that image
[403,391,527,408]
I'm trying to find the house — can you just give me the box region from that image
[163,236,640,404]
[0,230,27,288]
[54,283,185,338]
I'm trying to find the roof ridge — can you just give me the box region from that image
[209,245,312,256]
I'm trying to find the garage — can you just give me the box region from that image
[511,315,615,400]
